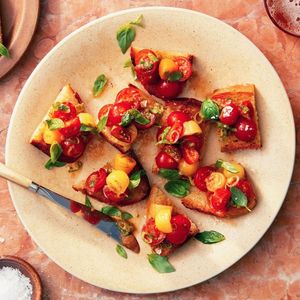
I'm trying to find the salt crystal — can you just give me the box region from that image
[0,267,33,300]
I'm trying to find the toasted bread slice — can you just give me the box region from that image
[211,84,261,152]
[143,185,199,256]
[0,15,2,43]
[73,151,150,206]
[30,84,89,163]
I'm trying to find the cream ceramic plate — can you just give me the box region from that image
[6,7,295,293]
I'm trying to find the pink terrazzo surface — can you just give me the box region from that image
[0,1,299,299]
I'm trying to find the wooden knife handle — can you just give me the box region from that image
[0,162,32,188]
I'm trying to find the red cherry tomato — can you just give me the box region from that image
[155,151,178,169]
[103,185,126,203]
[115,87,142,109]
[70,201,82,213]
[234,117,257,142]
[166,214,191,245]
[144,80,184,100]
[59,117,81,138]
[142,218,166,246]
[135,49,157,65]
[220,102,240,126]
[53,102,77,121]
[81,206,102,225]
[180,135,203,164]
[108,101,133,126]
[98,104,113,126]
[181,135,203,150]
[210,188,231,211]
[174,57,193,82]
[235,179,255,199]
[167,111,191,126]
[85,168,107,194]
[110,125,132,143]
[181,146,199,164]
[240,100,254,119]
[194,166,215,192]
[61,136,85,159]
[134,112,156,129]
[166,122,183,144]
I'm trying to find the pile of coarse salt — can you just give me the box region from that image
[0,266,33,300]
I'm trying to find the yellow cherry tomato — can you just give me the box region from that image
[43,128,63,144]
[206,172,227,192]
[182,120,202,136]
[78,113,96,127]
[106,169,129,195]
[113,153,136,174]
[223,162,245,179]
[155,206,173,233]
[149,204,173,219]
[159,58,178,80]
[178,159,199,177]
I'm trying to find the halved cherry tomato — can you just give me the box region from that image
[85,168,107,194]
[70,201,82,213]
[53,102,77,121]
[235,179,255,199]
[135,49,157,66]
[210,188,231,211]
[240,100,254,119]
[81,206,102,225]
[220,102,240,126]
[180,135,203,164]
[166,214,191,245]
[110,125,132,143]
[59,117,81,138]
[134,112,156,129]
[115,87,142,109]
[155,149,179,169]
[234,117,257,142]
[98,104,113,127]
[166,122,183,144]
[61,136,85,159]
[167,111,191,126]
[181,146,199,164]
[142,218,166,246]
[103,185,126,203]
[144,80,184,100]
[108,101,133,126]
[174,57,193,82]
[194,166,215,192]
[181,135,203,150]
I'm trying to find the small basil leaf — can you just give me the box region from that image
[200,99,220,120]
[215,159,238,174]
[97,116,108,132]
[46,118,64,131]
[195,231,225,244]
[121,110,135,127]
[147,254,175,273]
[133,110,150,125]
[129,169,146,189]
[230,186,248,208]
[158,169,180,180]
[121,109,150,127]
[156,127,171,145]
[93,74,108,97]
[124,59,137,80]
[44,160,66,170]
[167,71,183,82]
[121,211,133,220]
[116,244,128,259]
[85,195,92,208]
[129,14,143,27]
[164,180,190,198]
[50,142,62,163]
[116,24,135,54]
[101,206,122,218]
[0,43,9,57]
[80,124,98,134]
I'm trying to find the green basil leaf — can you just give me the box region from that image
[200,99,220,120]
[116,244,128,259]
[134,110,150,125]
[215,159,238,174]
[85,195,92,208]
[121,110,135,127]
[129,169,146,189]
[46,118,64,131]
[0,43,9,57]
[80,124,98,134]
[195,231,225,244]
[124,59,137,80]
[44,160,66,170]
[101,206,122,218]
[49,142,62,163]
[116,24,135,54]
[147,254,175,273]
[164,180,190,198]
[121,211,133,220]
[97,116,108,132]
[58,103,70,112]
[230,186,248,209]
[121,109,150,127]
[167,71,183,82]
[158,169,180,180]
[129,14,143,27]
[156,127,171,145]
[68,161,83,173]
[93,74,108,96]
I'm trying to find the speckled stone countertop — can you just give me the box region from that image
[0,1,299,299]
